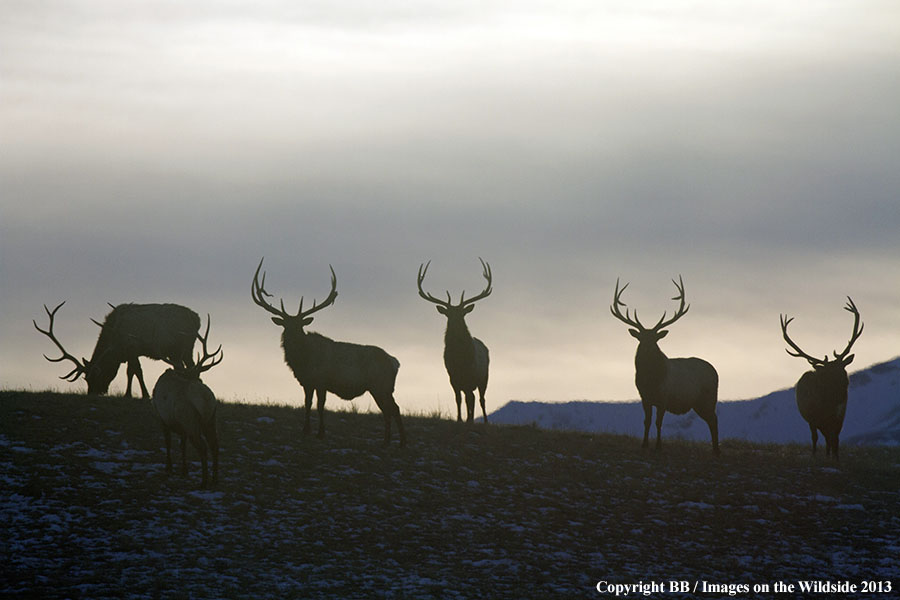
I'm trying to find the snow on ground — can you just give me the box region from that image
[2,392,899,598]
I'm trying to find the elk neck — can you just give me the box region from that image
[281,326,311,356]
[444,317,475,360]
[634,340,669,394]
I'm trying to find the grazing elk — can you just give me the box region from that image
[151,315,222,488]
[611,276,720,454]
[34,301,200,398]
[417,258,492,424]
[780,297,864,460]
[251,258,405,446]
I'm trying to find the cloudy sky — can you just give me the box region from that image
[2,1,899,415]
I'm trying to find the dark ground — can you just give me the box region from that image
[2,391,898,599]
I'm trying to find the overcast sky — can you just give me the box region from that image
[2,1,899,415]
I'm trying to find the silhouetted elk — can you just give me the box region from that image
[417,258,492,424]
[780,297,864,460]
[34,301,200,398]
[611,276,720,454]
[151,315,222,488]
[251,258,405,446]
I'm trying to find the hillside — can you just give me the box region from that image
[490,357,900,446]
[2,391,898,598]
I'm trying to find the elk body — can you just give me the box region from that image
[611,277,719,454]
[417,259,492,423]
[251,259,405,446]
[780,298,864,460]
[150,316,222,488]
[34,301,200,398]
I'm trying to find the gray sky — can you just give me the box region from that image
[2,1,899,414]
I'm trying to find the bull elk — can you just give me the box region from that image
[251,258,405,446]
[417,258,492,423]
[780,297,864,460]
[151,315,222,488]
[33,301,200,398]
[611,276,720,454]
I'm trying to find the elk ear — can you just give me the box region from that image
[271,317,285,326]
[302,317,315,327]
[844,354,855,366]
[436,306,448,316]
[657,330,668,339]
[629,329,640,339]
[464,304,475,314]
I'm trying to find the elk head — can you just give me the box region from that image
[251,257,338,333]
[610,276,690,344]
[33,301,93,388]
[780,297,864,387]
[416,258,493,325]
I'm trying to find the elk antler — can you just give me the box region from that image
[780,314,827,367]
[460,258,493,307]
[834,296,864,363]
[194,314,223,374]
[251,258,338,321]
[417,258,493,308]
[651,275,691,331]
[611,276,690,332]
[610,278,646,330]
[33,301,89,381]
[417,261,452,308]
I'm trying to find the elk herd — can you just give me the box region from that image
[34,260,867,486]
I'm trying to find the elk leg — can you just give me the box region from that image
[164,428,173,474]
[302,387,314,435]
[479,388,488,424]
[464,390,476,424]
[189,434,208,488]
[316,388,327,438]
[125,360,135,398]
[125,358,150,399]
[381,404,392,446]
[654,408,665,451]
[180,434,188,476]
[135,360,149,399]
[641,403,652,449]
[393,401,405,448]
[809,425,818,455]
[454,388,463,422]
[205,420,219,485]
[826,432,839,461]
[698,409,720,455]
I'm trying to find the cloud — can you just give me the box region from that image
[3,1,900,409]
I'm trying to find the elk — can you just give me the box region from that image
[34,301,200,398]
[251,258,405,446]
[417,258,492,424]
[150,315,222,488]
[610,276,720,453]
[780,297,864,460]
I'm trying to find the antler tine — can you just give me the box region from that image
[417,260,452,307]
[251,257,294,320]
[780,313,826,366]
[299,264,339,319]
[194,314,223,374]
[834,296,864,361]
[460,257,493,306]
[652,275,690,331]
[610,278,645,330]
[33,301,88,380]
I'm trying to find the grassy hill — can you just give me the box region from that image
[2,391,898,598]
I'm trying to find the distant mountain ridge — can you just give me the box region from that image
[489,357,900,446]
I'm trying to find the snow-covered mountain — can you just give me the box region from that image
[489,357,900,446]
